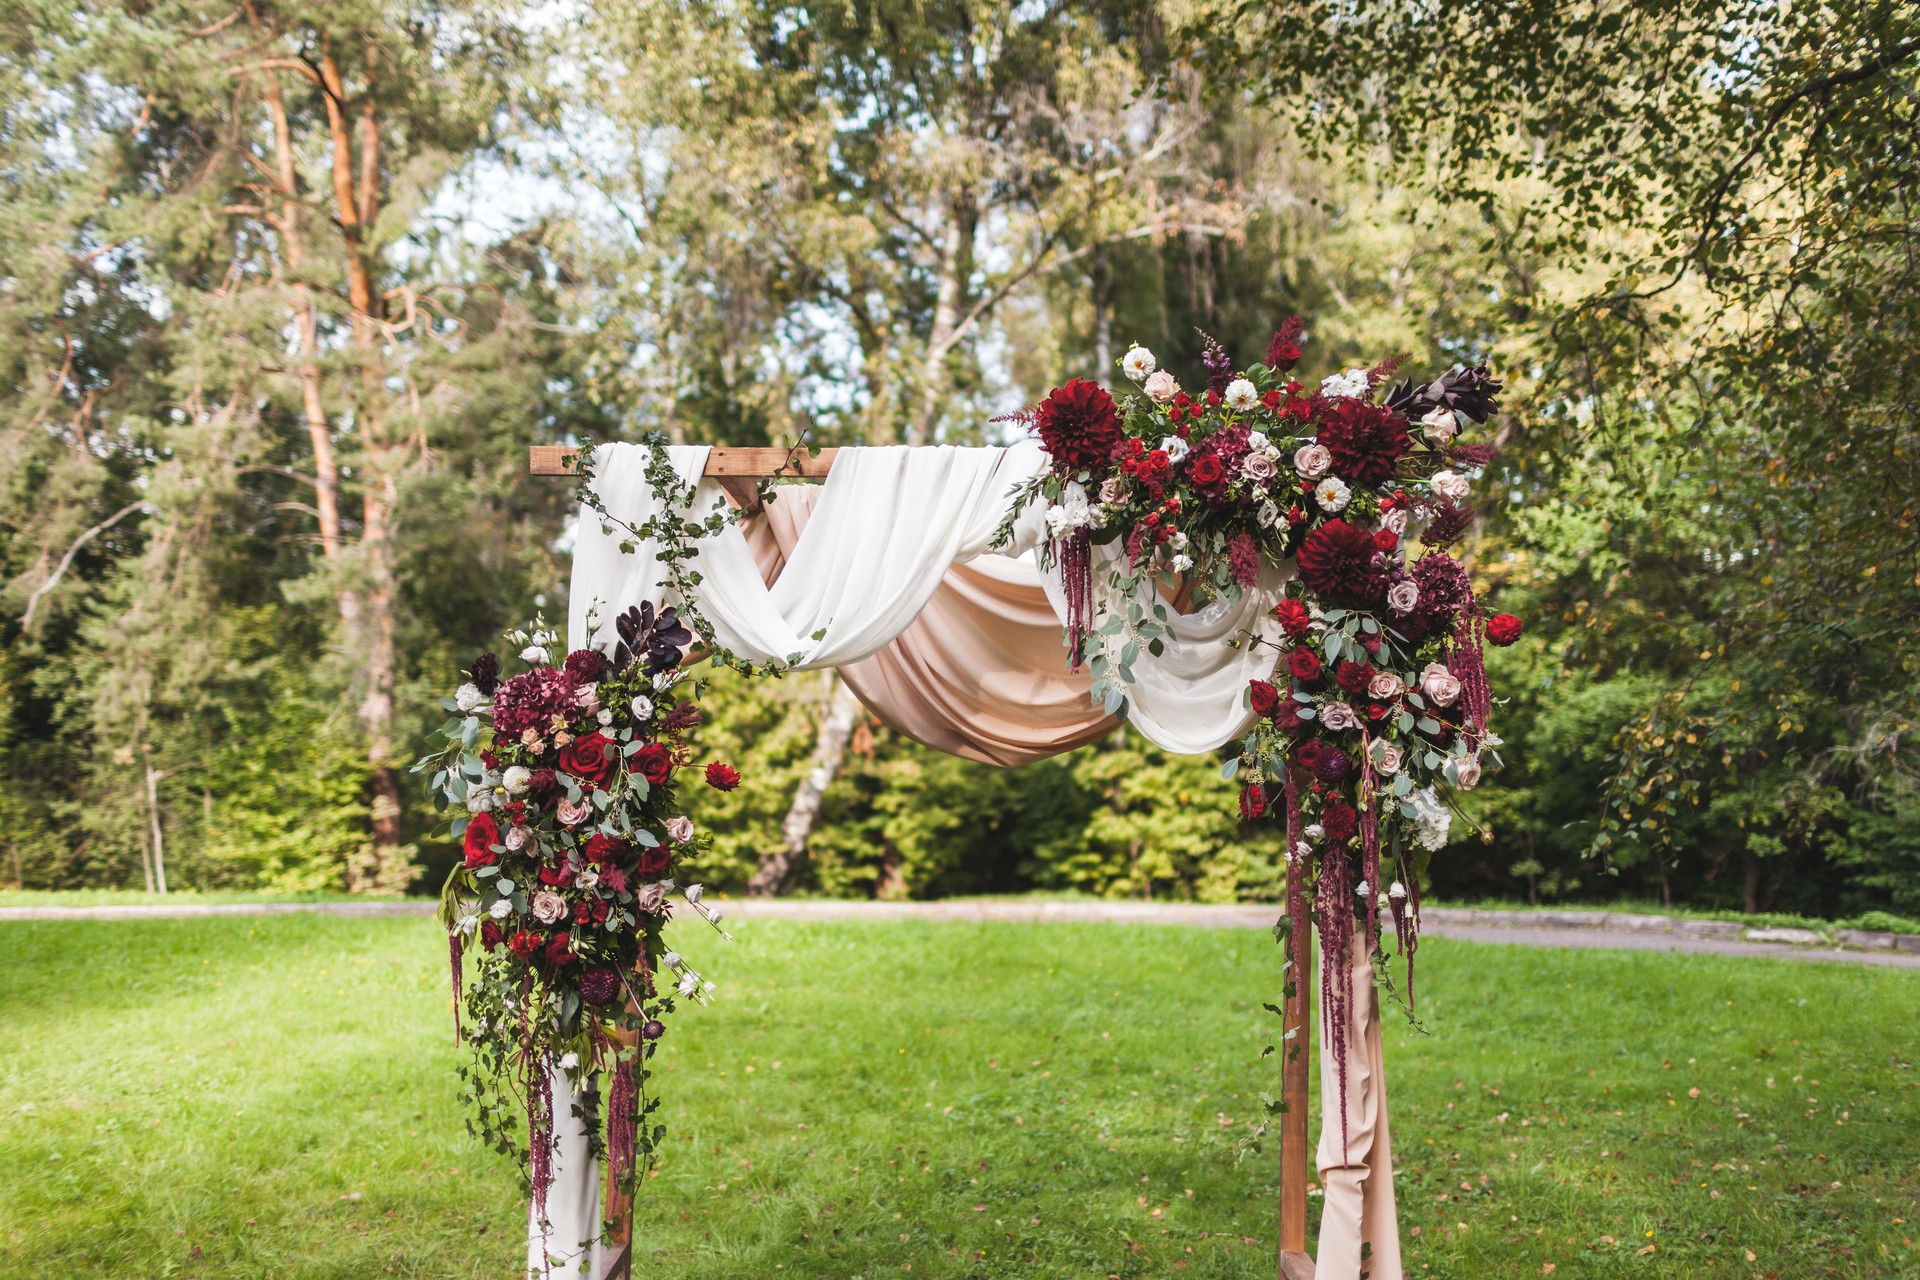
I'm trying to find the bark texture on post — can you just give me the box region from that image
[750,673,863,896]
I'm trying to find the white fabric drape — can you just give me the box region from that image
[527,1069,604,1278]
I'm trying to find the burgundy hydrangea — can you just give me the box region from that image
[1409,551,1471,632]
[1034,378,1123,474]
[491,667,577,741]
[1297,520,1386,605]
[1316,400,1410,486]
[1227,532,1262,590]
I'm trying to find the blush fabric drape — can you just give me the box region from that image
[544,441,1397,1278]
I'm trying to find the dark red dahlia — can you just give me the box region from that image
[1321,800,1359,843]
[579,966,622,1006]
[1034,378,1123,474]
[563,647,605,685]
[1316,400,1410,486]
[705,761,741,791]
[491,667,577,741]
[1335,660,1374,697]
[1273,598,1312,637]
[469,652,500,696]
[1297,520,1387,605]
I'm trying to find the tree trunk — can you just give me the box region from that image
[750,673,863,896]
[1090,248,1113,378]
[144,761,170,895]
[1742,846,1760,914]
[907,189,976,446]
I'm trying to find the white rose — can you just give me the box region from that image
[666,815,695,844]
[530,890,566,924]
[1421,406,1459,443]
[661,950,682,970]
[1248,430,1270,452]
[1386,581,1421,615]
[455,683,487,713]
[519,645,550,666]
[1420,661,1462,708]
[630,694,654,720]
[1157,435,1189,464]
[678,972,700,997]
[1379,507,1409,537]
[1367,669,1405,700]
[1144,370,1179,403]
[502,765,531,795]
[1122,346,1156,381]
[1431,469,1472,503]
[488,898,513,920]
[597,708,614,726]
[559,1052,579,1072]
[1373,742,1404,775]
[1320,368,1371,399]
[1303,823,1325,843]
[1320,702,1359,731]
[1293,443,1332,478]
[465,790,494,814]
[1453,754,1483,789]
[1257,500,1282,529]
[1224,377,1258,412]
[1314,476,1352,513]
[1170,553,1194,573]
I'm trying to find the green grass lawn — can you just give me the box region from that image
[1,916,1915,1279]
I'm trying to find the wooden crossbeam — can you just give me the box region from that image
[530,444,840,515]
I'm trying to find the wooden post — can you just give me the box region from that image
[1279,875,1316,1280]
[529,444,840,514]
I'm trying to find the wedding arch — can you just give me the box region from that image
[425,334,1512,1280]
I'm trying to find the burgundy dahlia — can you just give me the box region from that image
[469,652,500,696]
[563,647,605,686]
[1034,378,1123,474]
[579,966,622,1006]
[641,1020,666,1041]
[1316,400,1410,486]
[1297,520,1386,605]
[1321,800,1359,844]
[490,667,577,741]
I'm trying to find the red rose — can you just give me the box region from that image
[1366,702,1391,721]
[558,732,617,787]
[631,742,673,787]
[462,812,500,868]
[508,930,543,962]
[1262,389,1284,410]
[1321,801,1358,844]
[1273,599,1312,637]
[705,761,741,791]
[1487,613,1524,646]
[1288,648,1323,682]
[1239,783,1267,821]
[544,932,574,968]
[480,919,504,951]
[572,900,593,925]
[1187,454,1225,487]
[1248,679,1281,717]
[635,843,672,879]
[584,833,626,865]
[1373,528,1399,552]
[538,860,574,887]
[1335,660,1374,697]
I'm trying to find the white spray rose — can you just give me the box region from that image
[1420,406,1460,443]
[1431,469,1472,503]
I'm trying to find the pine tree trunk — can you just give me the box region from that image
[750,673,863,896]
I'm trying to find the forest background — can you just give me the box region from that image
[2,0,1914,922]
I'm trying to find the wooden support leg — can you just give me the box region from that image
[600,1012,640,1280]
[1279,880,1316,1280]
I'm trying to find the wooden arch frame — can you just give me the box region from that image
[532,445,1318,1280]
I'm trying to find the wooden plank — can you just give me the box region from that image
[1279,879,1314,1265]
[528,444,840,478]
[598,1241,632,1280]
[1279,1250,1317,1280]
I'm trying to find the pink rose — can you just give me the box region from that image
[1420,406,1459,443]
[1144,370,1178,404]
[530,890,567,924]
[1379,508,1409,537]
[1453,754,1483,789]
[634,881,669,915]
[666,815,695,844]
[1420,662,1462,708]
[1320,702,1359,731]
[1373,742,1404,775]
[1387,581,1420,615]
[505,825,532,851]
[1293,443,1332,479]
[1366,670,1405,700]
[1241,451,1278,485]
[1099,476,1129,505]
[556,797,593,826]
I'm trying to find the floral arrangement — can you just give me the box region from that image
[415,603,740,1260]
[1006,319,1524,1148]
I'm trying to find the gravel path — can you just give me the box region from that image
[4,897,1917,969]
